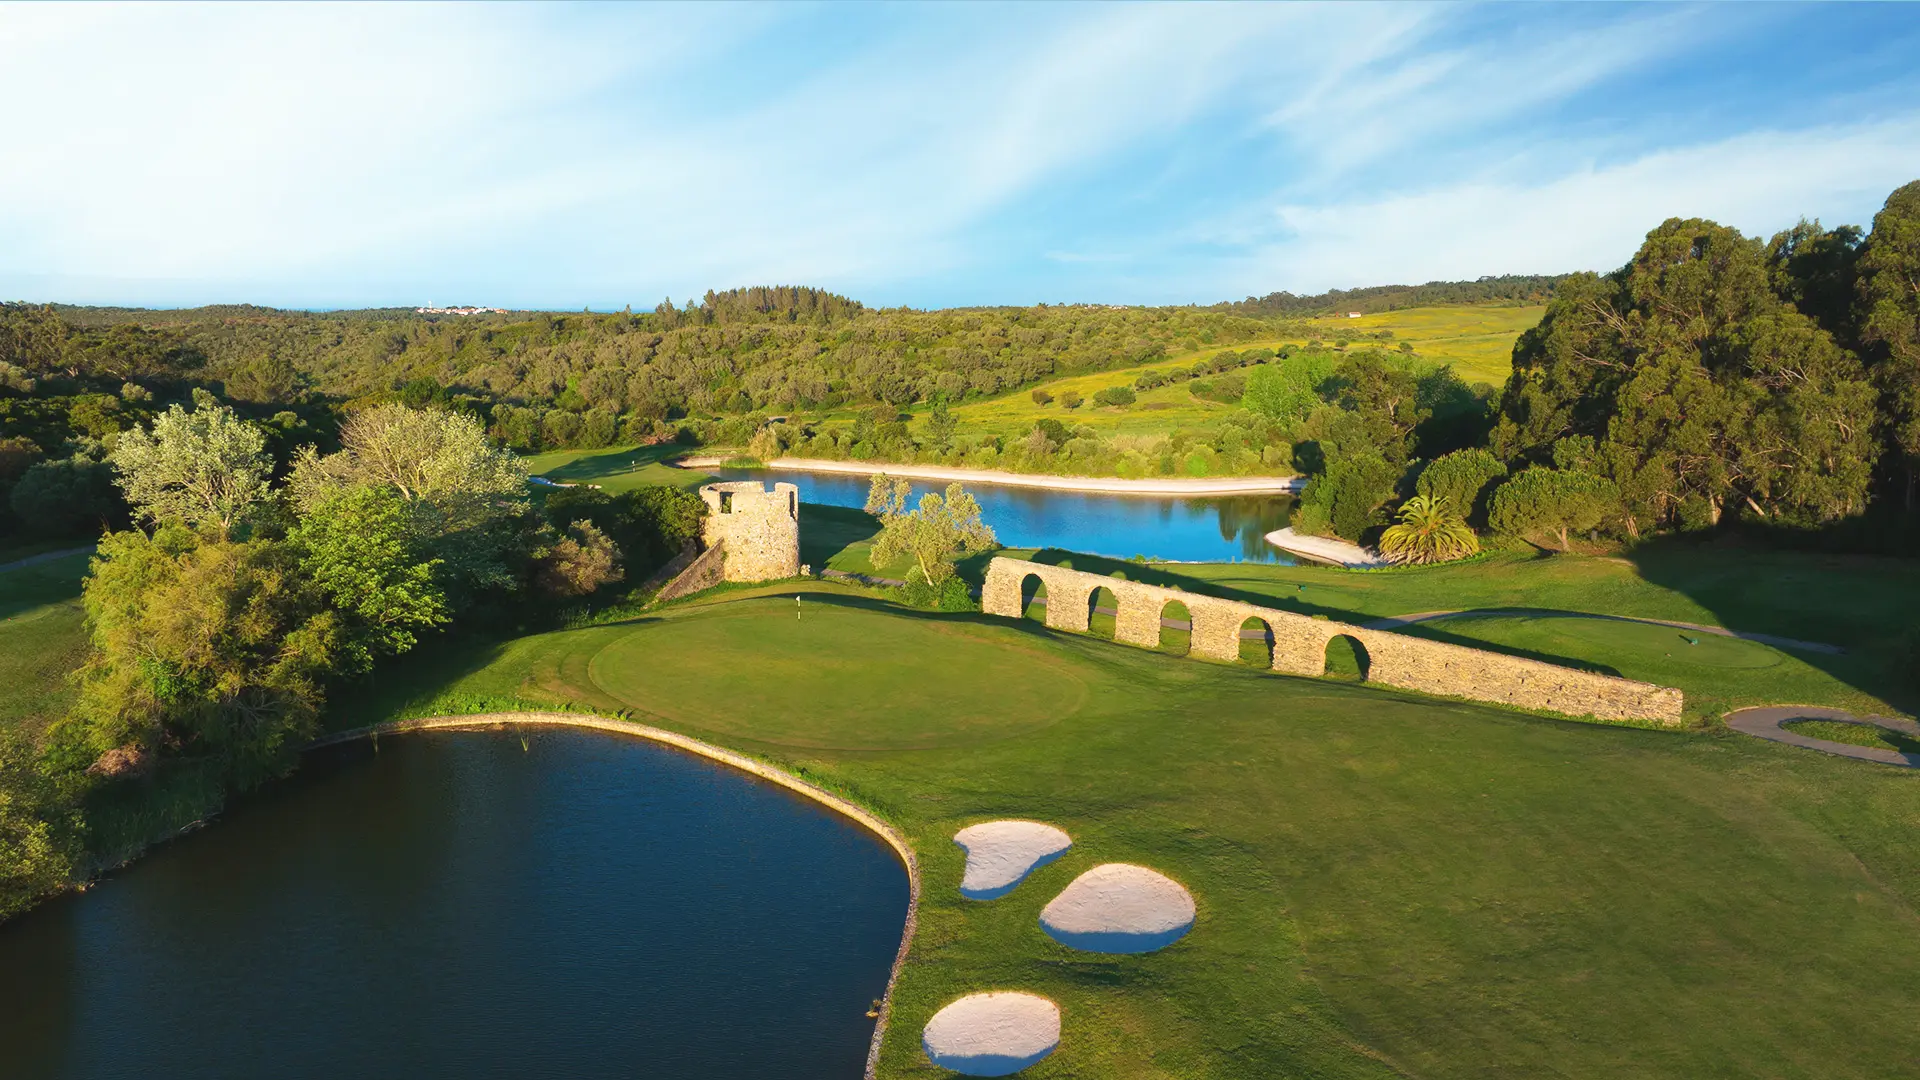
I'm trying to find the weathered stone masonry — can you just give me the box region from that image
[982,556,1685,724]
[699,481,801,582]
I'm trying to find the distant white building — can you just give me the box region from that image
[416,305,509,316]
[1345,311,1363,318]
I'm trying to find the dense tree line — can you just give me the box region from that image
[1494,181,1920,534]
[0,400,702,919]
[1282,179,1920,556]
[7,287,1287,456]
[1223,274,1568,318]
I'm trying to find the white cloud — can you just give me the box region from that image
[1229,118,1920,294]
[0,2,1913,308]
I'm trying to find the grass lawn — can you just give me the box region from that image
[1314,304,1544,387]
[522,442,708,494]
[333,586,1920,1079]
[935,304,1543,444]
[1001,544,1920,721]
[0,550,93,742]
[1392,613,1867,715]
[563,305,1542,463]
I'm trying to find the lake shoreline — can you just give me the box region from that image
[675,455,1305,496]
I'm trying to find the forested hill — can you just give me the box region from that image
[8,287,1295,426]
[1224,274,1569,317]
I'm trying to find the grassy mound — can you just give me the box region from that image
[589,602,1086,750]
[342,588,1920,1079]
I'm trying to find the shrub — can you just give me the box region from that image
[0,730,76,922]
[9,455,120,537]
[1059,389,1083,409]
[1243,353,1339,422]
[1416,448,1508,525]
[1093,385,1136,407]
[1030,389,1053,406]
[893,573,977,612]
[1296,452,1400,541]
[1378,495,1479,564]
[536,521,624,597]
[1489,467,1622,551]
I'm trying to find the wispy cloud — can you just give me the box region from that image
[0,2,1915,308]
[1231,117,1920,294]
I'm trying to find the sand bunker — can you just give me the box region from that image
[954,821,1073,900]
[1039,863,1195,953]
[921,992,1061,1076]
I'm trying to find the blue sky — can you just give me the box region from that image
[3,1,1918,311]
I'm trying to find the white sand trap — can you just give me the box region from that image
[1039,863,1195,954]
[922,992,1061,1076]
[954,821,1073,900]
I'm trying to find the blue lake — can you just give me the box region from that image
[0,729,909,1079]
[711,468,1297,564]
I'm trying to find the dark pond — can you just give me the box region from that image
[712,467,1296,563]
[0,730,909,1080]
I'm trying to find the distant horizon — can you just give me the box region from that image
[4,3,1918,310]
[16,272,1570,316]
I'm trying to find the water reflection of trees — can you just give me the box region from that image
[1196,496,1296,561]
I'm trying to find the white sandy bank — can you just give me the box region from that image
[922,992,1061,1076]
[676,456,1304,496]
[954,821,1072,900]
[1039,863,1195,954]
[1263,527,1392,568]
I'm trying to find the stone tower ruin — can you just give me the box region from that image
[698,480,801,582]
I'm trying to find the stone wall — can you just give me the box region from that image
[653,541,728,603]
[981,556,1685,724]
[699,481,801,582]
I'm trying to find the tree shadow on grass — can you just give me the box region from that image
[322,630,524,731]
[539,444,696,484]
[1384,623,1624,677]
[1625,534,1920,715]
[1013,548,1369,623]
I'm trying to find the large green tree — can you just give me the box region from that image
[56,529,344,787]
[1415,448,1507,526]
[110,401,272,537]
[1858,180,1920,508]
[1493,217,1881,532]
[288,486,448,672]
[1489,467,1622,551]
[865,476,997,586]
[0,730,75,921]
[290,404,529,594]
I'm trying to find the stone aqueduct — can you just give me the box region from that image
[981,557,1685,724]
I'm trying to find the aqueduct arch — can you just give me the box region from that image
[980,556,1683,724]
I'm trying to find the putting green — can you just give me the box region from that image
[588,600,1089,749]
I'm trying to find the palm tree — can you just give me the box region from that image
[1377,495,1479,565]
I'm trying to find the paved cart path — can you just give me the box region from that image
[0,545,92,574]
[1724,706,1920,768]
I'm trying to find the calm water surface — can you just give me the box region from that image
[0,730,908,1080]
[713,467,1296,563]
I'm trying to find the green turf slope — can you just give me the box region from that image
[346,588,1920,1079]
[0,551,92,741]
